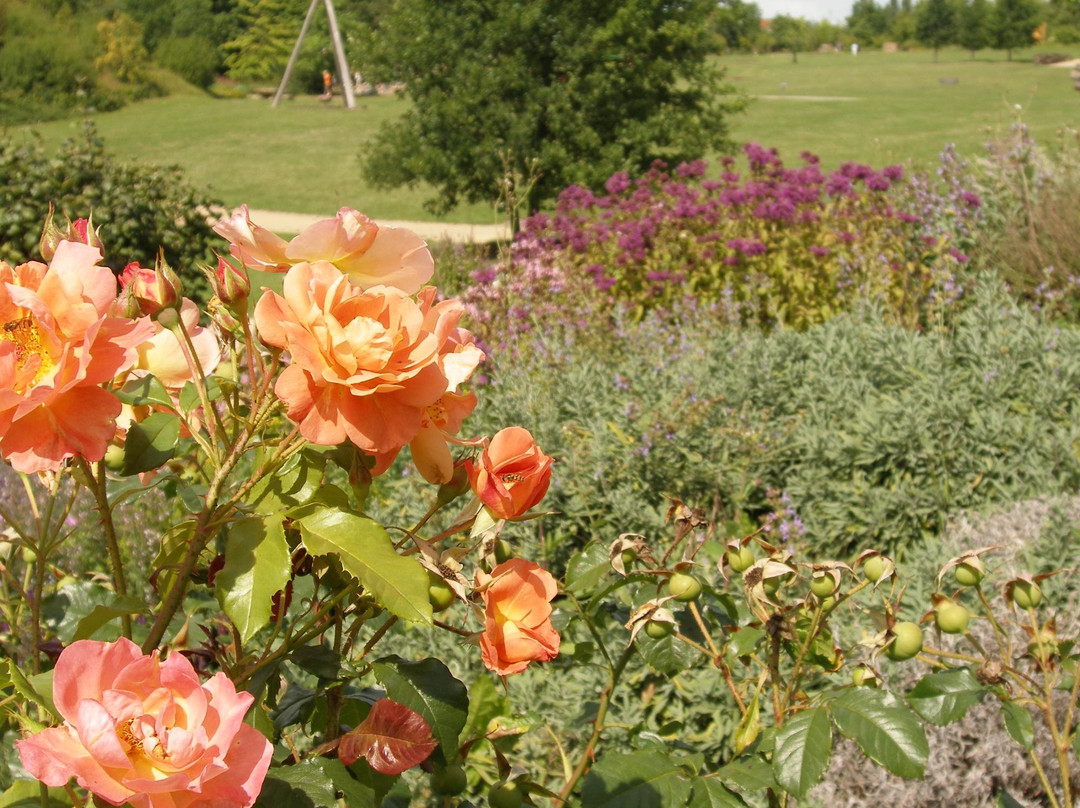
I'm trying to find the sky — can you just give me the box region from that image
[756,0,853,24]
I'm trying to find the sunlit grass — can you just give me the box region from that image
[8,45,1079,218]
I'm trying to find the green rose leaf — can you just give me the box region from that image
[1001,701,1035,750]
[216,515,291,643]
[687,776,751,807]
[997,790,1027,808]
[829,688,928,779]
[907,667,986,726]
[372,656,469,763]
[255,758,336,808]
[122,411,181,475]
[715,755,778,792]
[297,507,431,624]
[115,374,173,408]
[581,750,695,808]
[151,520,196,606]
[564,541,612,595]
[772,707,832,799]
[248,450,322,515]
[72,594,148,642]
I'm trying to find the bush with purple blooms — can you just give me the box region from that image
[460,144,982,354]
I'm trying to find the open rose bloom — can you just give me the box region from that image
[215,205,434,293]
[476,559,561,675]
[253,260,483,478]
[0,242,152,472]
[17,638,272,808]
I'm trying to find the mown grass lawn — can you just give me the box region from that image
[724,46,1080,168]
[8,45,1079,220]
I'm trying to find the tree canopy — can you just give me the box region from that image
[356,0,744,221]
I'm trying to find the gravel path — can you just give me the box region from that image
[243,209,511,244]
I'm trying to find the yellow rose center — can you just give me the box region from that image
[116,717,169,762]
[1,315,52,387]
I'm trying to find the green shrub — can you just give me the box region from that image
[0,123,224,300]
[154,35,218,89]
[461,279,1080,563]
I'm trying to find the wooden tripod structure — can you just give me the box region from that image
[273,0,355,109]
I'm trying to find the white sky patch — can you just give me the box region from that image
[756,0,852,24]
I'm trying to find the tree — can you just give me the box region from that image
[957,0,992,57]
[222,0,306,80]
[992,0,1042,59]
[712,0,763,52]
[915,0,955,60]
[770,14,811,62]
[356,0,744,223]
[848,0,889,43]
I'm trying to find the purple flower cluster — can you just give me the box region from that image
[459,144,987,357]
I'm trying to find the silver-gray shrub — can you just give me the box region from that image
[471,276,1080,563]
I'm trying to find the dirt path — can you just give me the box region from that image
[242,209,511,244]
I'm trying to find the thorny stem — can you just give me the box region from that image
[237,582,359,686]
[976,586,1009,650]
[687,601,721,659]
[1029,746,1063,808]
[141,398,287,653]
[781,601,826,712]
[78,458,131,639]
[1027,608,1073,808]
[557,644,636,804]
[171,315,227,455]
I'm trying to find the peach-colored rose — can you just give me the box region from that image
[476,559,560,675]
[0,242,153,473]
[131,298,221,390]
[17,638,272,808]
[214,205,433,294]
[466,427,553,519]
[253,261,481,464]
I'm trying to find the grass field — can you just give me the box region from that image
[723,47,1080,168]
[8,46,1079,221]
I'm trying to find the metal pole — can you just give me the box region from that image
[272,0,320,107]
[324,0,356,109]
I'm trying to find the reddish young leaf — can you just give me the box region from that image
[338,698,438,775]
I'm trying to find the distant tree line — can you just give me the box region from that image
[713,0,1074,60]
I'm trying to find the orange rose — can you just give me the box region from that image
[476,559,560,675]
[0,242,153,472]
[253,261,481,462]
[214,206,433,294]
[466,427,553,519]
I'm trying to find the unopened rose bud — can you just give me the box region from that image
[38,205,65,262]
[119,253,182,318]
[204,256,250,310]
[70,216,105,252]
[207,296,243,333]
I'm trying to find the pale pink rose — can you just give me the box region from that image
[253,262,481,468]
[132,298,221,389]
[0,242,154,473]
[214,206,433,294]
[17,638,272,808]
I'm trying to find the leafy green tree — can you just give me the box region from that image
[222,0,305,81]
[915,0,955,60]
[847,0,889,43]
[957,0,992,56]
[992,0,1042,59]
[712,0,763,52]
[770,14,811,62]
[357,0,743,223]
